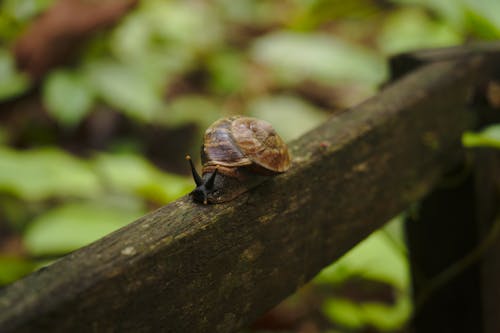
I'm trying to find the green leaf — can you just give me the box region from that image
[248,95,328,141]
[43,70,95,127]
[1,0,55,21]
[216,0,292,26]
[322,298,365,329]
[463,7,500,39]
[318,220,413,329]
[141,1,222,51]
[360,298,412,330]
[322,296,412,330]
[84,61,164,121]
[315,218,409,290]
[161,95,221,130]
[0,49,31,100]
[291,0,388,30]
[377,7,462,55]
[207,50,246,94]
[250,31,387,87]
[93,153,192,204]
[0,147,101,201]
[388,0,466,32]
[462,124,500,149]
[462,0,500,37]
[23,201,144,256]
[109,1,220,73]
[0,256,36,285]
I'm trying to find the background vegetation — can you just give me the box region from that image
[1,0,499,332]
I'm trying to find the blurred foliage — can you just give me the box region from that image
[24,201,144,256]
[0,49,30,99]
[248,94,328,141]
[1,0,499,331]
[463,124,500,149]
[0,256,36,285]
[377,6,463,54]
[43,70,96,127]
[316,218,408,290]
[316,217,412,331]
[250,31,387,87]
[0,147,100,200]
[0,0,54,41]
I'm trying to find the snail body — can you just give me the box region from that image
[187,116,290,204]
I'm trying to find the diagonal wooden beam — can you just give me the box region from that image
[0,55,489,332]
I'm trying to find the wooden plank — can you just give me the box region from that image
[0,57,486,332]
[389,41,500,80]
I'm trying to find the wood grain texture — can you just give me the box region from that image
[0,57,486,332]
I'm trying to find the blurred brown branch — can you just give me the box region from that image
[13,0,138,81]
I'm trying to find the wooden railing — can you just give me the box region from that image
[1,43,499,333]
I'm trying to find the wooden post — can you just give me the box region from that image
[401,47,500,333]
[476,149,500,333]
[475,75,500,333]
[405,169,483,332]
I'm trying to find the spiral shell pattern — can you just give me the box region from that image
[201,116,290,175]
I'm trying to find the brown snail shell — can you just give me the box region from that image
[187,116,290,204]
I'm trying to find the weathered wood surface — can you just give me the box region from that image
[389,41,500,80]
[0,56,487,332]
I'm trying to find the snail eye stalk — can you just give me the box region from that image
[205,168,218,190]
[186,155,203,186]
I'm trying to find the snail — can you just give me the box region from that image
[186,116,290,204]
